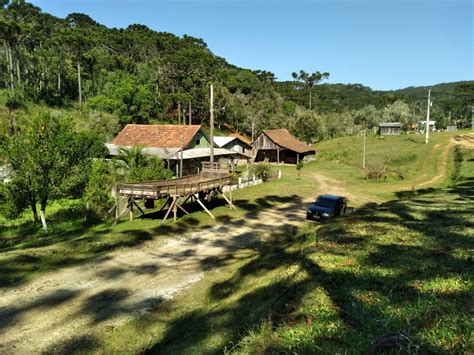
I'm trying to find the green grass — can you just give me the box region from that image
[82,148,473,354]
[0,132,471,353]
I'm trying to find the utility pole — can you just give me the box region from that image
[210,84,214,163]
[179,134,184,177]
[362,123,367,169]
[425,89,431,144]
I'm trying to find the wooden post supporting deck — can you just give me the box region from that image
[196,196,215,219]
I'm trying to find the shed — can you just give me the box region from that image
[379,122,402,136]
[252,129,315,164]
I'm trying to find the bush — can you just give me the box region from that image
[128,158,173,182]
[366,157,389,180]
[83,159,114,221]
[250,163,272,182]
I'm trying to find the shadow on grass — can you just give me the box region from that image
[144,178,473,354]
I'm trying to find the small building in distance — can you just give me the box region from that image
[420,120,436,132]
[252,128,315,164]
[379,122,402,136]
[214,134,253,164]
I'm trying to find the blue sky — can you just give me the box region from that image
[31,0,473,90]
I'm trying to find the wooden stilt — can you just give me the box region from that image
[158,198,171,212]
[196,197,215,219]
[132,199,145,216]
[162,196,177,223]
[129,198,134,221]
[176,202,190,215]
[113,199,131,225]
[173,197,178,222]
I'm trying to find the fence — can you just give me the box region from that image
[222,169,282,193]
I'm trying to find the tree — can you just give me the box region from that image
[353,105,381,130]
[64,27,95,112]
[115,145,172,182]
[83,158,113,221]
[290,108,326,143]
[4,111,104,231]
[291,70,330,110]
[4,89,26,135]
[382,100,411,128]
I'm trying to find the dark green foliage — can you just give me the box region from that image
[129,159,173,182]
[250,163,273,182]
[3,111,105,228]
[0,1,471,145]
[83,159,113,221]
[115,145,173,182]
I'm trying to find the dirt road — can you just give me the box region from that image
[0,201,307,354]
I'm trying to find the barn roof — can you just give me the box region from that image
[262,129,314,154]
[111,124,203,149]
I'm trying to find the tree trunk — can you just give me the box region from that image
[251,119,255,142]
[57,68,61,93]
[6,42,14,90]
[40,199,48,233]
[309,90,312,110]
[6,109,15,136]
[15,54,21,87]
[188,101,192,125]
[177,101,181,123]
[77,59,82,112]
[31,200,39,224]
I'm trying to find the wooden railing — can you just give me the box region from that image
[118,175,232,198]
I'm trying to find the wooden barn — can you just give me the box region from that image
[252,129,315,164]
[379,122,402,136]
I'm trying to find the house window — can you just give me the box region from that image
[195,134,201,145]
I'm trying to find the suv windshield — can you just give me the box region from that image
[315,198,337,208]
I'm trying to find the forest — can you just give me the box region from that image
[0,0,473,144]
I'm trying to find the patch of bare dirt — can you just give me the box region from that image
[417,141,454,187]
[0,202,306,354]
[452,133,474,149]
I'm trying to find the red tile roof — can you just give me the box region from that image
[112,124,203,148]
[263,129,314,154]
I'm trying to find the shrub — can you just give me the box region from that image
[83,159,114,221]
[366,157,389,180]
[250,163,272,182]
[128,158,173,182]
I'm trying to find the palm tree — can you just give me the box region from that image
[291,70,330,110]
[115,145,150,171]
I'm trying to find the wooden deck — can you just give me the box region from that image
[118,174,232,199]
[114,162,234,223]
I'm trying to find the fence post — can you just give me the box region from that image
[253,174,256,183]
[238,177,242,189]
[278,170,282,179]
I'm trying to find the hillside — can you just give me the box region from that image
[1,1,472,146]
